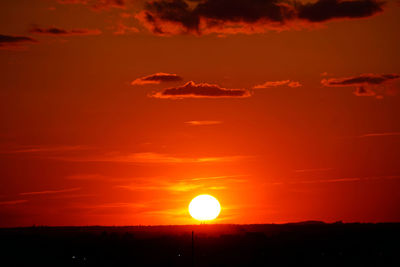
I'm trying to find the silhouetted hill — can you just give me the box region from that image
[1,222,399,266]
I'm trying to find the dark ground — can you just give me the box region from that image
[0,222,399,266]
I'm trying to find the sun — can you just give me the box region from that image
[189,194,221,221]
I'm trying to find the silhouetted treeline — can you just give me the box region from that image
[0,222,399,266]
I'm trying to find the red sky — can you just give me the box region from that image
[0,0,399,227]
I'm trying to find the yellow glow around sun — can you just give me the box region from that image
[189,194,221,221]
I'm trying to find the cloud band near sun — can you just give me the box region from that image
[137,0,385,35]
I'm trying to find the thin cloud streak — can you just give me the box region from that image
[273,175,400,185]
[131,73,183,85]
[30,27,101,36]
[116,174,245,193]
[20,187,81,196]
[185,120,222,126]
[253,80,302,89]
[57,0,126,10]
[189,175,247,182]
[53,152,248,164]
[294,168,333,173]
[359,132,400,138]
[0,145,90,154]
[0,200,28,205]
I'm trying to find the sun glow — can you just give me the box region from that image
[189,194,221,221]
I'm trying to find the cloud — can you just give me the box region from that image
[52,151,248,164]
[297,177,362,184]
[19,187,81,196]
[131,73,183,85]
[0,34,37,50]
[0,200,28,206]
[115,181,202,192]
[189,174,247,182]
[353,85,376,96]
[86,202,147,209]
[152,81,251,98]
[113,23,140,35]
[294,168,333,173]
[65,174,109,180]
[297,0,384,22]
[359,132,400,138]
[137,0,385,35]
[185,120,222,126]
[322,73,400,97]
[95,152,245,163]
[321,73,400,86]
[0,145,248,165]
[30,27,102,36]
[253,80,302,89]
[0,145,89,154]
[273,175,400,185]
[57,0,125,10]
[116,174,244,193]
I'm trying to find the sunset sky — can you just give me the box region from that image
[0,0,399,227]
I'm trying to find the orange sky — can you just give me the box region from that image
[0,0,400,227]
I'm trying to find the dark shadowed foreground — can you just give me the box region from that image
[1,222,399,266]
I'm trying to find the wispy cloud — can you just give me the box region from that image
[297,177,362,184]
[56,152,247,164]
[88,202,147,209]
[116,174,245,193]
[359,132,400,138]
[65,174,108,180]
[30,27,101,36]
[185,120,222,126]
[0,145,89,154]
[116,181,203,193]
[0,199,28,206]
[273,175,400,185]
[294,168,333,173]
[113,23,139,35]
[253,80,302,89]
[189,175,246,182]
[131,73,183,85]
[20,187,81,196]
[57,0,126,10]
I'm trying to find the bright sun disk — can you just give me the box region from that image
[189,194,221,221]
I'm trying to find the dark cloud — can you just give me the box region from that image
[353,85,376,96]
[321,73,400,87]
[322,73,400,97]
[152,81,251,98]
[57,0,125,10]
[30,27,102,36]
[137,0,385,35]
[297,0,384,22]
[0,34,37,50]
[131,73,183,85]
